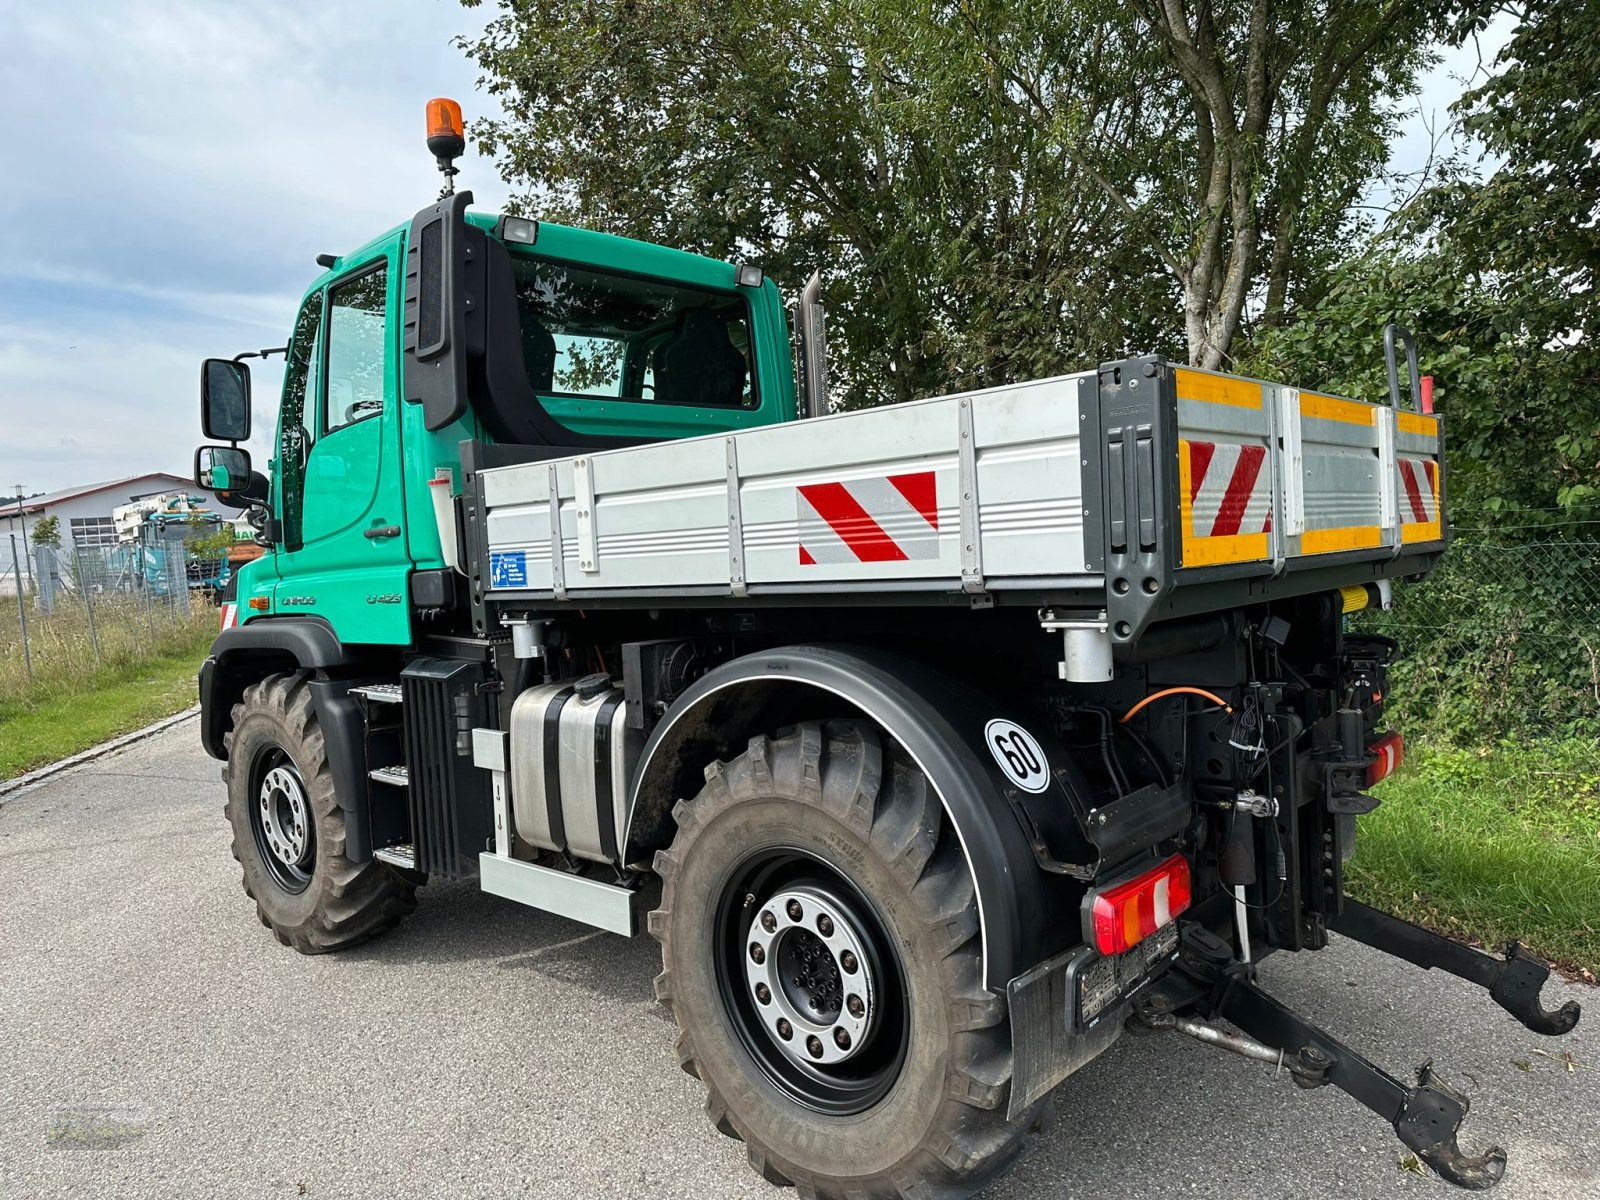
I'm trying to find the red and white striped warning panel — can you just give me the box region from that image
[1398,456,1441,543]
[1177,440,1271,567]
[220,602,239,632]
[797,471,939,565]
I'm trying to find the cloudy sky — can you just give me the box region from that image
[0,3,1506,498]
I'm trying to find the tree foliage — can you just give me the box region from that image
[459,0,1439,404]
[1248,0,1599,522]
[29,515,60,550]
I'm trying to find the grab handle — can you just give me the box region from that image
[1383,323,1421,411]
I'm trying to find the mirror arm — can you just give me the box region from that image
[233,346,288,363]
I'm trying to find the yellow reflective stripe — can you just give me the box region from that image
[1302,525,1382,554]
[1401,520,1443,544]
[1397,411,1439,436]
[1178,438,1196,555]
[1175,368,1262,410]
[1184,532,1270,566]
[1300,392,1375,427]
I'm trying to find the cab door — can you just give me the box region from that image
[274,242,412,645]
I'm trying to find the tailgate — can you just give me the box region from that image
[1173,366,1444,572]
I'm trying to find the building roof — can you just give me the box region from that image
[7,473,194,516]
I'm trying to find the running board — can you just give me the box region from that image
[478,852,641,937]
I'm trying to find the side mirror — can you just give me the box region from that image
[201,358,252,441]
[195,445,252,494]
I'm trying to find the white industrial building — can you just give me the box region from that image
[0,473,245,592]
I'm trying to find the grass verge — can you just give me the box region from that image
[1348,739,1600,980]
[0,629,214,780]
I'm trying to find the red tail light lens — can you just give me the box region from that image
[1089,854,1192,956]
[1367,732,1404,787]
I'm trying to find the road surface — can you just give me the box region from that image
[1,721,1595,1199]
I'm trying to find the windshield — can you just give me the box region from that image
[509,257,756,410]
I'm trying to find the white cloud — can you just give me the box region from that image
[0,0,506,495]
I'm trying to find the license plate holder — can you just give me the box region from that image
[1068,920,1180,1031]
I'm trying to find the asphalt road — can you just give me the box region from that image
[1,720,1595,1200]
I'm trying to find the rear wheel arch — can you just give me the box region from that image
[624,643,1077,991]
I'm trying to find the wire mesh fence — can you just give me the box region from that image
[1,533,220,702]
[1358,537,1600,765]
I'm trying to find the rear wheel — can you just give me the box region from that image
[651,720,1047,1199]
[223,672,416,953]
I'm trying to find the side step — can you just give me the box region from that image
[478,852,641,937]
[374,843,416,870]
[368,764,409,787]
[352,682,404,704]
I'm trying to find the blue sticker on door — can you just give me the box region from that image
[489,550,528,589]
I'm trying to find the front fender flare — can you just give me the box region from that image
[623,644,1088,991]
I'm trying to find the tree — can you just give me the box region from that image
[458,0,1438,402]
[1247,0,1600,522]
[29,515,60,550]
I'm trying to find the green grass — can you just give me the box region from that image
[1,592,217,780]
[1348,740,1600,978]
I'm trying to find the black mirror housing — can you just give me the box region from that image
[202,358,252,441]
[195,444,252,495]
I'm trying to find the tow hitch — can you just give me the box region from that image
[1134,916,1581,1189]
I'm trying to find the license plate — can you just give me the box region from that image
[1075,920,1179,1027]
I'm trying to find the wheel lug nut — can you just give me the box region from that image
[834,1028,851,1050]
[806,1036,824,1059]
[847,994,864,1017]
[749,943,765,964]
[840,950,858,974]
[786,900,803,922]
[777,1019,793,1040]
[760,910,776,933]
[809,998,819,1010]
[817,914,834,937]
[755,983,772,1004]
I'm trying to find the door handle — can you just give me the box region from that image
[364,525,402,540]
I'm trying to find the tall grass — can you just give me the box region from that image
[0,589,217,709]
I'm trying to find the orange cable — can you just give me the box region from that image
[1120,686,1233,724]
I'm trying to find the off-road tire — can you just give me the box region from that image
[651,720,1049,1199]
[223,672,416,953]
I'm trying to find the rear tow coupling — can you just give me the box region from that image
[1131,985,1506,1189]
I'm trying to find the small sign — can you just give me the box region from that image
[489,550,528,590]
[984,719,1050,793]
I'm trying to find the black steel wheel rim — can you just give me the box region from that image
[249,746,315,894]
[713,847,910,1116]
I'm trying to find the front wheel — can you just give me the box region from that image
[222,672,416,953]
[651,721,1047,1199]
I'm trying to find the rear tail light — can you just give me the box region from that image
[1088,854,1192,956]
[1367,732,1404,787]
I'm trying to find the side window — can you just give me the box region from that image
[279,290,324,552]
[323,266,388,434]
[510,257,757,410]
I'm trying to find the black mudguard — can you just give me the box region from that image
[199,617,377,861]
[623,643,1147,991]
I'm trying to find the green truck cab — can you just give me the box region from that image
[200,207,798,645]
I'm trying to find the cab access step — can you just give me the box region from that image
[1133,908,1580,1189]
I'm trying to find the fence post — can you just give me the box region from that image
[34,545,56,615]
[10,534,32,682]
[75,545,103,664]
[173,536,192,617]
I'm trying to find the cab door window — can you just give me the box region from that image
[322,266,388,433]
[278,290,323,551]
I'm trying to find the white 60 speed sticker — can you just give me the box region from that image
[984,719,1050,793]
